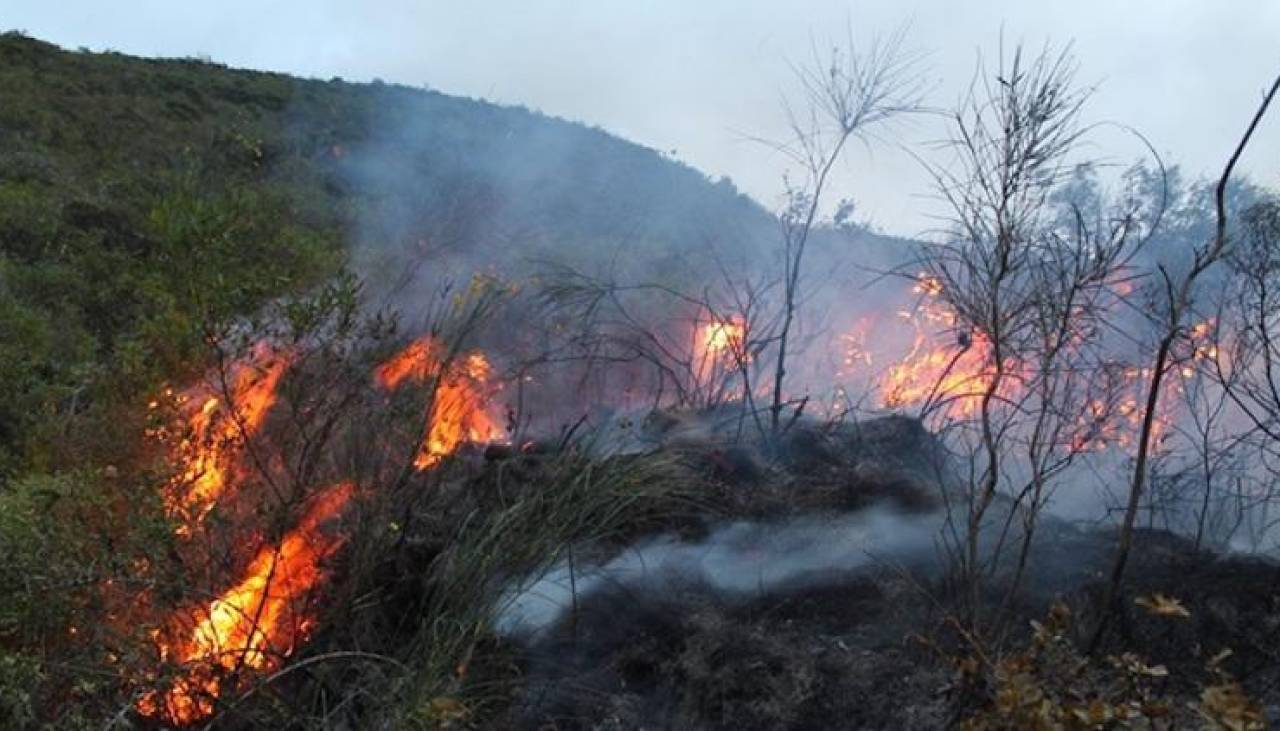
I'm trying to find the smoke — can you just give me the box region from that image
[322,78,1280,554]
[495,507,943,640]
[327,84,911,433]
[334,86,786,306]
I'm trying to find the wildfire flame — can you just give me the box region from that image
[137,343,361,725]
[137,335,506,724]
[857,275,1015,419]
[692,313,747,390]
[164,343,294,528]
[374,337,503,469]
[844,276,1225,454]
[699,316,746,358]
[128,268,1227,725]
[879,330,1008,418]
[140,481,355,724]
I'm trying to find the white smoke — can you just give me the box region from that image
[495,507,943,639]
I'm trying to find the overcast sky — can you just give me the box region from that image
[6,1,1279,237]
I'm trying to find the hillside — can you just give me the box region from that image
[7,31,1274,731]
[0,34,922,728]
[0,31,809,481]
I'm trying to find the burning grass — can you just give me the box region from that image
[77,267,1258,729]
[244,447,712,728]
[121,321,712,727]
[139,481,355,724]
[373,336,504,470]
[159,343,295,531]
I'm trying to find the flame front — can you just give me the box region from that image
[139,344,352,725]
[372,337,434,390]
[699,317,745,359]
[375,337,502,469]
[164,344,294,527]
[880,330,1004,418]
[868,277,1015,419]
[140,481,354,724]
[841,277,1223,454]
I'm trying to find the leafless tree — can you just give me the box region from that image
[1215,200,1280,550]
[765,26,924,434]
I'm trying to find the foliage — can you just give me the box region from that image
[0,33,348,481]
[0,470,171,727]
[959,600,1264,730]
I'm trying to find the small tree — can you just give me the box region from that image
[913,43,1154,627]
[531,28,922,443]
[766,26,923,434]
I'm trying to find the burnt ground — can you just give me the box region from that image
[506,569,953,729]
[473,413,1280,729]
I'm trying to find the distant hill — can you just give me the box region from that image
[0,32,907,478]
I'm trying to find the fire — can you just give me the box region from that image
[912,272,944,297]
[140,481,354,724]
[135,336,503,723]
[1068,319,1224,453]
[839,318,874,375]
[849,274,1017,419]
[843,274,1216,446]
[164,343,294,527]
[700,316,745,358]
[1189,318,1220,365]
[138,343,359,725]
[692,313,747,390]
[375,337,503,469]
[372,337,433,390]
[880,330,1011,418]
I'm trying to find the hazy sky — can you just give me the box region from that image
[6,1,1279,237]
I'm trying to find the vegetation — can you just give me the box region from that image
[1,28,1278,731]
[0,30,787,483]
[0,31,811,727]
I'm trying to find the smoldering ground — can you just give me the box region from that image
[495,507,945,640]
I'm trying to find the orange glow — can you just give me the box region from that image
[837,317,876,380]
[844,276,1016,419]
[879,330,1014,418]
[140,481,354,724]
[165,344,293,526]
[699,316,745,359]
[1065,319,1222,453]
[375,337,503,469]
[692,313,747,389]
[1189,318,1220,365]
[373,337,434,390]
[415,352,501,469]
[912,272,944,297]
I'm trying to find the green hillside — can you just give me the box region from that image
[3,29,1278,731]
[0,31,782,481]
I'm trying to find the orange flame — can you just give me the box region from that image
[692,313,747,389]
[847,275,1016,419]
[879,330,1011,418]
[375,337,502,469]
[1069,319,1221,454]
[699,317,745,358]
[373,337,434,390]
[165,344,294,526]
[140,481,354,724]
